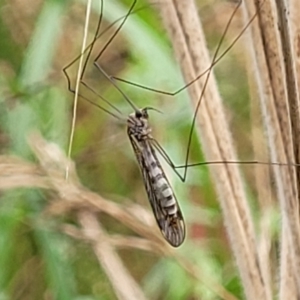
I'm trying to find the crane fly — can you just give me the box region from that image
[128,108,185,246]
[63,0,268,247]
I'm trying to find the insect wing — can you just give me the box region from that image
[129,136,185,247]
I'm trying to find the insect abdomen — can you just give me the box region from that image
[145,147,178,215]
[127,110,185,247]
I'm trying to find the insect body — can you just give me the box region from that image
[127,108,185,247]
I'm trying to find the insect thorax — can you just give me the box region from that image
[127,108,152,141]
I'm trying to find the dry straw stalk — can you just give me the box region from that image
[156,0,300,298]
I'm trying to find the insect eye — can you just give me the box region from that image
[135,110,142,118]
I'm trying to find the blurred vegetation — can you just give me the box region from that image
[0,0,268,299]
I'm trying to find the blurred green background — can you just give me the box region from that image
[0,0,260,299]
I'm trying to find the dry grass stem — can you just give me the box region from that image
[276,0,300,291]
[66,0,92,180]
[290,0,300,90]
[78,211,147,300]
[242,0,300,296]
[156,0,267,298]
[250,75,273,297]
[242,1,296,296]
[276,0,300,173]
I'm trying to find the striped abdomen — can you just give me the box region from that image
[143,142,178,216]
[140,141,185,247]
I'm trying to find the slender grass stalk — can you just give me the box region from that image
[66,0,92,180]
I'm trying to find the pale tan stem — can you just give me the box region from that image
[280,225,298,299]
[250,67,274,298]
[156,0,267,299]
[242,0,300,296]
[78,211,148,300]
[290,0,300,93]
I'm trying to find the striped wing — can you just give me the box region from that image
[130,136,185,247]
